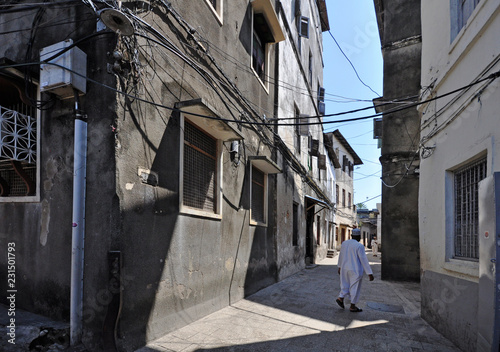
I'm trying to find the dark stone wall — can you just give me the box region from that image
[374,0,421,282]
[0,4,118,337]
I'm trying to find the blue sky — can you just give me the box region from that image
[323,0,383,210]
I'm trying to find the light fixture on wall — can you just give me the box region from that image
[230,141,240,165]
[99,9,134,36]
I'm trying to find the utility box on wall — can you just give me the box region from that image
[40,39,87,99]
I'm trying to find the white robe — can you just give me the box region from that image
[337,239,373,304]
[371,239,378,256]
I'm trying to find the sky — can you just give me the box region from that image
[322,0,383,210]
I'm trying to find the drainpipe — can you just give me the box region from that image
[70,89,87,345]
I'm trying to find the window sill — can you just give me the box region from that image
[250,220,267,227]
[443,258,479,279]
[252,69,270,94]
[180,206,222,220]
[0,196,40,203]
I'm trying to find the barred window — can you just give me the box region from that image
[183,120,217,212]
[251,165,265,223]
[0,73,38,199]
[454,157,487,260]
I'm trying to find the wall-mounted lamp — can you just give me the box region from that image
[230,141,240,165]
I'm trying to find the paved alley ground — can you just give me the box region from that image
[135,253,461,352]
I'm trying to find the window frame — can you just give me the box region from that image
[251,12,270,91]
[249,0,284,91]
[298,15,310,38]
[336,184,339,205]
[294,106,301,155]
[0,72,40,203]
[452,156,487,261]
[450,0,481,42]
[204,0,223,25]
[250,162,268,226]
[251,26,269,89]
[308,50,313,86]
[317,85,325,115]
[179,115,223,219]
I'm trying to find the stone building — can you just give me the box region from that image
[357,207,379,248]
[275,0,333,274]
[324,129,362,249]
[372,0,421,282]
[0,0,332,350]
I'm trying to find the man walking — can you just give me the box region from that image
[336,226,374,312]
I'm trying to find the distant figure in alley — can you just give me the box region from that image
[336,225,374,312]
[371,236,379,257]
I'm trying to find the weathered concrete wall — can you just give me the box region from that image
[0,5,118,341]
[374,0,421,282]
[274,0,332,279]
[112,1,282,349]
[419,1,500,349]
[0,0,332,350]
[421,270,478,352]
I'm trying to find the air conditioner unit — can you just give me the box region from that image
[40,39,87,99]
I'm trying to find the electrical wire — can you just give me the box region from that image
[6,58,497,131]
[325,29,381,97]
[6,1,499,197]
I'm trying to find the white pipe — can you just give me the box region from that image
[70,92,87,345]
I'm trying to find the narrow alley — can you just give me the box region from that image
[135,253,460,352]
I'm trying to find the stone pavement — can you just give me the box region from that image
[135,252,461,352]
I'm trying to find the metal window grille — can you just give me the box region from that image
[0,104,37,197]
[251,166,265,223]
[454,157,487,260]
[183,121,217,212]
[0,163,36,196]
[0,105,36,164]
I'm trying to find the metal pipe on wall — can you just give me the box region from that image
[70,89,87,345]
